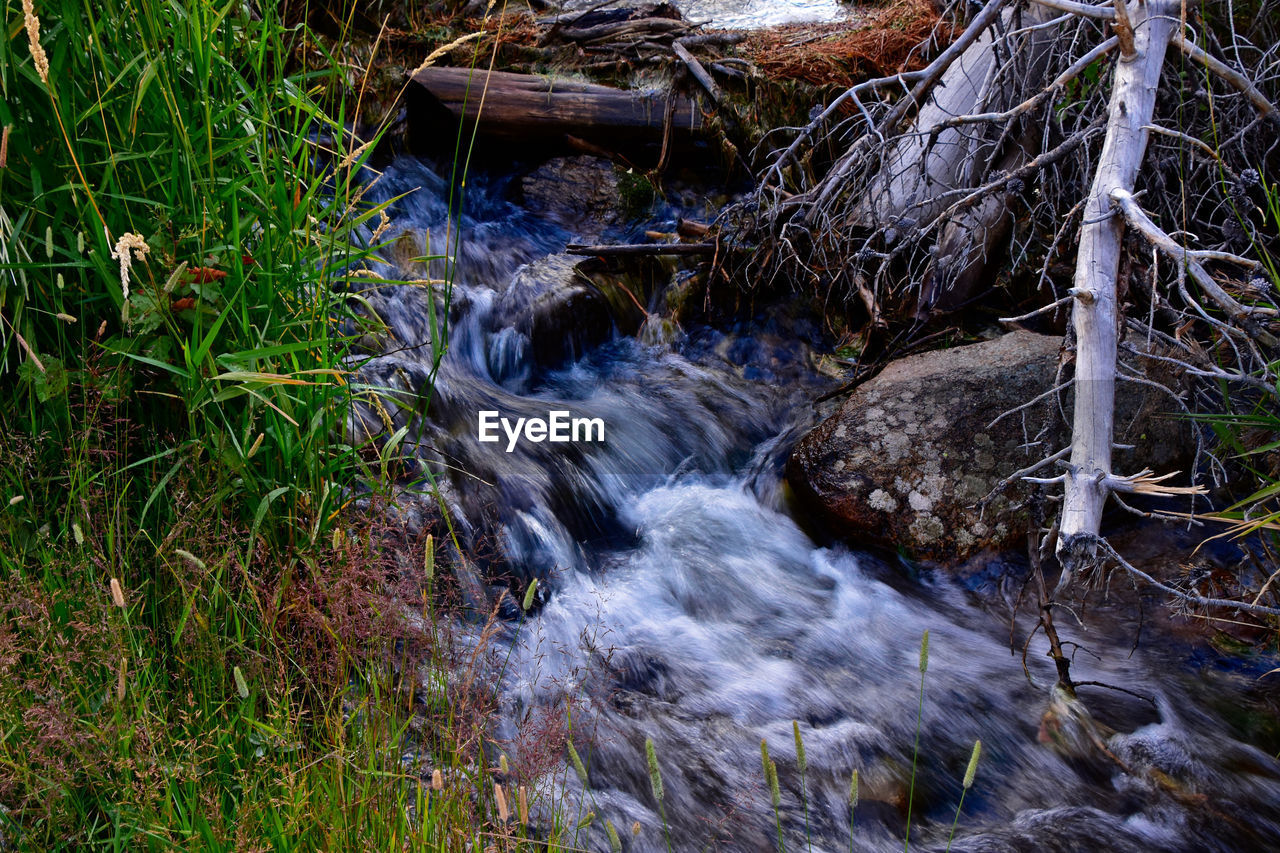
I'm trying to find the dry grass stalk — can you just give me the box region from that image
[22,0,49,84]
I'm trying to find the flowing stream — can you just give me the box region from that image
[560,0,853,29]
[352,154,1280,852]
[673,0,852,28]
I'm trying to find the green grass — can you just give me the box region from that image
[0,0,519,847]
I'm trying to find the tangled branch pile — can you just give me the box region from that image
[725,0,1280,625]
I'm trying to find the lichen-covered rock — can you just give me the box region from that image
[788,331,1195,562]
[788,332,1065,561]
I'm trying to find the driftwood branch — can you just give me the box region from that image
[805,0,1015,219]
[1108,187,1278,349]
[672,40,723,106]
[1057,0,1178,574]
[1175,36,1280,125]
[565,242,718,257]
[1029,0,1115,20]
[929,36,1119,132]
[1098,539,1280,618]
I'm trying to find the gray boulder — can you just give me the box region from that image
[787,331,1193,562]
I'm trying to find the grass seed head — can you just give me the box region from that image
[21,0,49,84]
[761,739,782,807]
[109,577,126,608]
[919,629,930,673]
[494,783,509,823]
[645,737,664,803]
[233,665,249,699]
[568,739,589,786]
[175,549,206,571]
[964,739,982,789]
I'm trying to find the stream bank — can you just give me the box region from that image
[313,3,1280,849]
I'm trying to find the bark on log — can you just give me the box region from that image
[917,133,1036,316]
[407,67,704,147]
[1057,0,1178,576]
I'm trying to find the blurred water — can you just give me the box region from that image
[353,155,1280,851]
[559,0,852,29]
[675,0,851,28]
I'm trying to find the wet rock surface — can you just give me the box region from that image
[490,254,633,370]
[519,156,622,241]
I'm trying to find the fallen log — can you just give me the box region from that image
[407,67,704,150]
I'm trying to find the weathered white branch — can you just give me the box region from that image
[1058,0,1178,574]
[1142,123,1238,179]
[1109,189,1258,269]
[1175,37,1280,125]
[1029,0,1115,20]
[985,447,1071,501]
[1109,187,1279,348]
[810,0,1018,219]
[931,37,1120,132]
[930,121,1103,227]
[1098,538,1280,618]
[999,294,1075,325]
